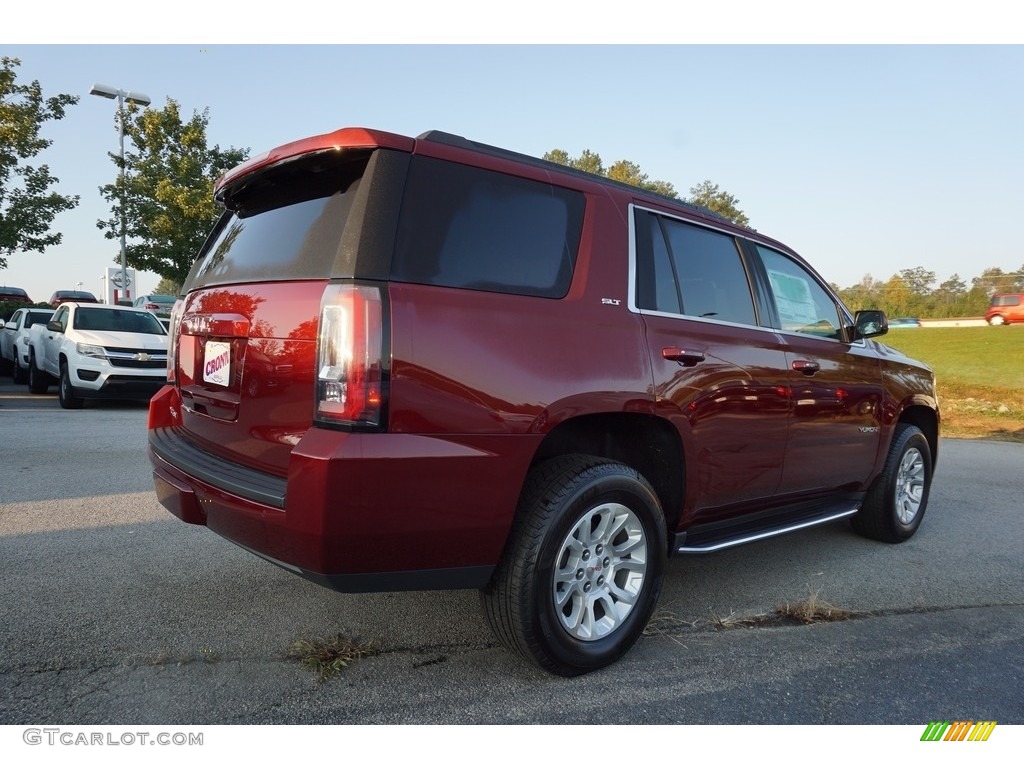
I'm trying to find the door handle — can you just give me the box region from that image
[792,359,820,376]
[662,347,705,366]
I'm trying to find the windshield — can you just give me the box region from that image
[74,308,166,335]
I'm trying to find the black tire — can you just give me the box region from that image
[13,356,27,384]
[482,455,667,676]
[851,423,932,543]
[58,362,84,409]
[28,353,49,394]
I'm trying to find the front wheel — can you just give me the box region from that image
[482,455,667,676]
[988,315,1006,326]
[59,362,84,409]
[851,423,932,543]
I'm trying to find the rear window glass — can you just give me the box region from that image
[186,153,368,290]
[25,311,53,327]
[58,291,97,301]
[391,157,585,298]
[74,308,166,335]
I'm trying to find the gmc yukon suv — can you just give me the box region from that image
[149,127,940,676]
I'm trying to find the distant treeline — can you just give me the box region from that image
[833,266,1023,318]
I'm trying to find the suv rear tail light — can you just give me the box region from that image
[315,283,386,430]
[166,298,184,384]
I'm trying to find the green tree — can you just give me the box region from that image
[970,267,1024,298]
[0,57,79,270]
[96,98,248,285]
[152,276,181,296]
[687,180,750,227]
[880,274,913,317]
[898,266,936,296]
[543,148,679,198]
[837,273,882,312]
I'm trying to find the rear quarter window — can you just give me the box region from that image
[391,157,585,298]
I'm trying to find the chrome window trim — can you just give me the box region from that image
[627,202,867,348]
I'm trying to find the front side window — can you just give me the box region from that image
[392,157,585,299]
[634,208,757,326]
[52,307,68,331]
[758,246,844,340]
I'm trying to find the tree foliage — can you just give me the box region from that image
[688,180,750,228]
[152,276,181,296]
[96,98,248,285]
[543,148,679,199]
[542,148,754,227]
[835,264,1024,319]
[0,57,79,270]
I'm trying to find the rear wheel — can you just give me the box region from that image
[58,362,84,409]
[482,455,667,676]
[851,423,932,543]
[12,348,27,385]
[988,315,1006,326]
[28,353,49,394]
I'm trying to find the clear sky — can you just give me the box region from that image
[2,40,1022,303]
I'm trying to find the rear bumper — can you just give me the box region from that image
[148,388,537,592]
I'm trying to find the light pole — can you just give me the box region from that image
[89,83,151,305]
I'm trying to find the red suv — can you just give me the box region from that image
[149,127,940,675]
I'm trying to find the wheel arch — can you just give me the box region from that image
[529,412,685,532]
[896,404,939,469]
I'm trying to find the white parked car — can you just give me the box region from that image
[27,303,168,409]
[0,307,56,384]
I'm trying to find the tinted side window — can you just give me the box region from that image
[634,208,756,326]
[757,246,844,340]
[391,157,585,298]
[634,210,681,314]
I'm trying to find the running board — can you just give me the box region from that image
[673,508,859,555]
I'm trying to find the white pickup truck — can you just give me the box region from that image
[1,307,55,383]
[28,302,169,409]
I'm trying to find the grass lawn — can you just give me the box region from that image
[882,326,1023,442]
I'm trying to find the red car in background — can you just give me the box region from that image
[0,286,33,306]
[49,290,99,308]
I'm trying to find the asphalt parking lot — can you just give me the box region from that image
[0,379,1022,725]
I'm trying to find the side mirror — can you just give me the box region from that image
[46,320,63,333]
[853,310,888,340]
[0,319,5,330]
